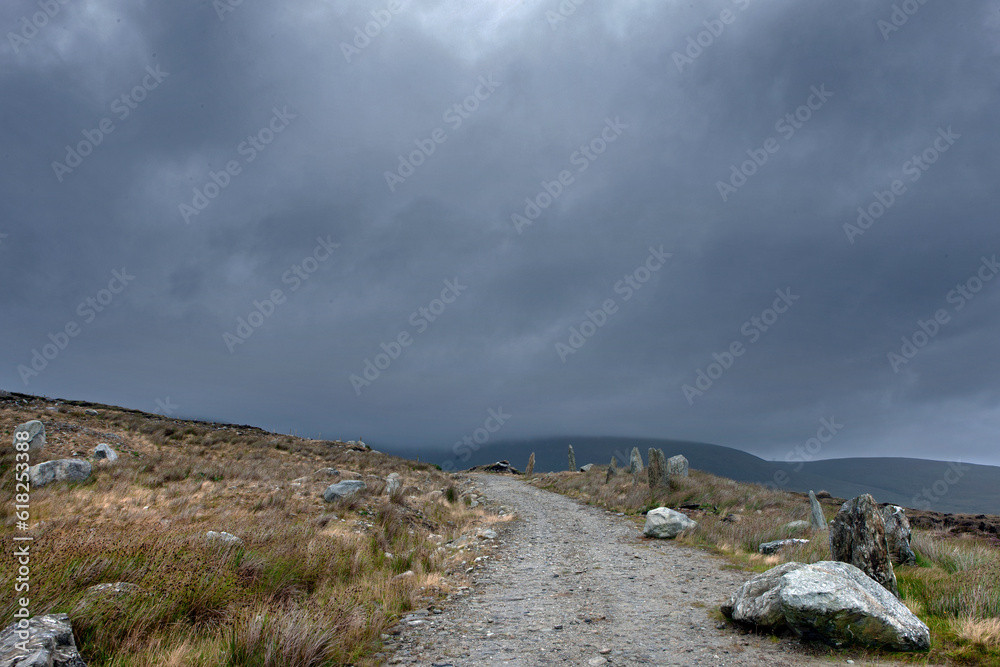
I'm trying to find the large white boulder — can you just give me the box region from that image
[642,507,697,539]
[722,560,930,651]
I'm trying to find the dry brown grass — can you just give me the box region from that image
[0,395,487,666]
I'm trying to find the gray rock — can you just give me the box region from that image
[323,480,367,502]
[84,582,145,598]
[759,538,810,555]
[385,473,401,495]
[605,456,617,483]
[567,445,576,472]
[809,490,827,530]
[579,463,593,472]
[629,447,643,475]
[525,452,535,476]
[722,560,929,651]
[93,443,118,463]
[881,505,916,566]
[476,528,498,539]
[829,494,899,598]
[647,448,667,488]
[0,613,87,666]
[784,520,812,533]
[642,507,697,539]
[84,409,98,416]
[14,420,46,452]
[314,467,339,477]
[206,531,243,546]
[28,460,91,488]
[667,454,689,477]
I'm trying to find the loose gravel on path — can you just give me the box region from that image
[386,474,907,666]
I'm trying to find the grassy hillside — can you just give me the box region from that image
[533,466,1000,664]
[0,393,500,666]
[414,435,1000,515]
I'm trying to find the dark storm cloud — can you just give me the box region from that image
[3,0,999,465]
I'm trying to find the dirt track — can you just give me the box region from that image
[386,475,910,666]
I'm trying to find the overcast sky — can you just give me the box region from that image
[2,0,999,466]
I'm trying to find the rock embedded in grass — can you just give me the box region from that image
[783,520,811,533]
[721,560,930,651]
[29,459,92,488]
[14,419,46,451]
[642,507,697,539]
[93,443,118,462]
[323,479,367,502]
[759,538,810,555]
[206,531,243,546]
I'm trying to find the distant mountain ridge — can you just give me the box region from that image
[381,436,999,516]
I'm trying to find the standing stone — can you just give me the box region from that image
[881,505,917,566]
[385,473,401,495]
[829,494,899,598]
[647,448,667,488]
[525,452,535,477]
[567,445,576,472]
[667,454,689,477]
[809,490,827,530]
[14,420,46,452]
[605,456,617,483]
[629,447,643,475]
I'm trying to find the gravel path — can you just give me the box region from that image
[387,474,906,666]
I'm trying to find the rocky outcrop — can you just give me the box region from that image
[84,409,98,416]
[721,560,929,651]
[29,459,92,488]
[629,447,642,475]
[642,507,697,539]
[0,613,87,666]
[829,494,899,598]
[759,538,810,555]
[525,452,535,476]
[567,445,576,472]
[605,456,617,483]
[322,480,367,502]
[93,443,118,463]
[667,454,688,477]
[881,505,916,566]
[809,490,827,530]
[14,420,46,452]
